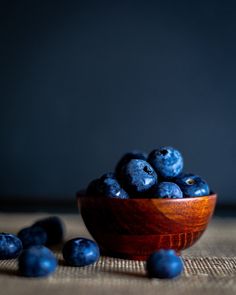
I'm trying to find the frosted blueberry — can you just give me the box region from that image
[18,245,58,277]
[120,159,158,196]
[175,173,210,197]
[18,226,47,249]
[148,146,183,178]
[0,233,22,259]
[146,249,183,279]
[153,182,183,198]
[33,216,64,245]
[63,238,100,267]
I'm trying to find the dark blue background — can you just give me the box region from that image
[1,1,236,204]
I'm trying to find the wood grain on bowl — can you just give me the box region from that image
[77,193,217,260]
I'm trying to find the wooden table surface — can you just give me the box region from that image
[0,213,235,295]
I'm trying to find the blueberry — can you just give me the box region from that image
[116,151,147,177]
[18,226,47,249]
[148,146,184,179]
[101,172,117,179]
[98,173,129,199]
[153,182,183,199]
[33,216,64,245]
[120,159,158,196]
[0,233,22,259]
[175,173,210,197]
[18,245,58,277]
[146,249,184,279]
[62,238,100,267]
[86,178,101,196]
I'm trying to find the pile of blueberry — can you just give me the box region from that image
[86,146,210,199]
[0,217,100,277]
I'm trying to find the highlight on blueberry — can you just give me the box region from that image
[148,146,184,179]
[18,226,47,249]
[153,182,183,199]
[175,173,210,197]
[120,159,158,196]
[146,249,184,279]
[18,245,58,277]
[0,233,23,260]
[62,238,100,267]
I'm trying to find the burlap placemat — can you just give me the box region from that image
[0,213,235,295]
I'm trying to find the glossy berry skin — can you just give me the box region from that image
[115,151,147,177]
[18,226,47,249]
[98,173,129,199]
[62,238,100,267]
[120,159,158,196]
[0,233,22,259]
[33,216,64,245]
[175,173,210,197]
[18,245,58,277]
[148,146,184,179]
[146,249,184,279]
[153,182,183,199]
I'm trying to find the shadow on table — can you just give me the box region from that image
[100,268,146,279]
[59,258,146,279]
[0,267,18,277]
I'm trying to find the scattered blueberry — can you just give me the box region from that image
[98,173,129,199]
[18,226,47,249]
[120,159,158,196]
[153,182,183,199]
[175,173,210,197]
[18,245,58,277]
[62,238,100,267]
[116,151,147,178]
[148,146,183,179]
[0,233,22,259]
[33,216,64,245]
[146,249,184,279]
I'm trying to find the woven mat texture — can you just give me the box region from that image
[0,213,235,295]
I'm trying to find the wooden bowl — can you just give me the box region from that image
[77,193,217,260]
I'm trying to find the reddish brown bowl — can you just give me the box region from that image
[77,193,217,260]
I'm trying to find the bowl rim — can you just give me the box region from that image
[76,191,217,202]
